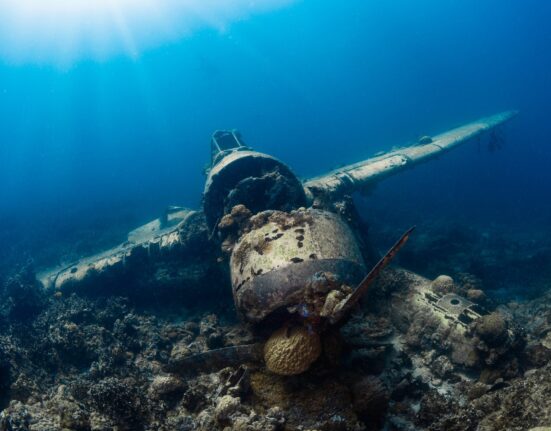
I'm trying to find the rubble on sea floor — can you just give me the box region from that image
[1,260,551,431]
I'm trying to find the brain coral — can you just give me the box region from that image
[264,325,321,376]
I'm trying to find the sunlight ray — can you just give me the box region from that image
[0,0,297,66]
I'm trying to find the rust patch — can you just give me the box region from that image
[233,241,252,275]
[253,237,273,255]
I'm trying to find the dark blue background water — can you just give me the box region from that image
[1,0,550,267]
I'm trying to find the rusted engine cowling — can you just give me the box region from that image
[230,208,366,323]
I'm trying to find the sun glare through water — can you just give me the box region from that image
[0,0,295,66]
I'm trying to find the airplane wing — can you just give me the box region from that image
[303,110,518,200]
[38,208,211,293]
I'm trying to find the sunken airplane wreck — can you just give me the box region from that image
[40,110,518,376]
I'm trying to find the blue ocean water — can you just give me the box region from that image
[1,4,551,427]
[0,0,550,269]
